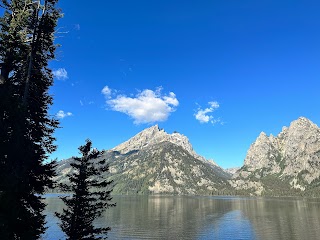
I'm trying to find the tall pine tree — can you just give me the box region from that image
[56,139,115,240]
[0,1,61,239]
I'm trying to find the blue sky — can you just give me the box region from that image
[49,0,320,168]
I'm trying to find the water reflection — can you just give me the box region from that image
[102,196,237,239]
[43,195,67,240]
[237,198,320,240]
[43,195,320,240]
[199,210,256,240]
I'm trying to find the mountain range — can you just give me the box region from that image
[54,117,320,196]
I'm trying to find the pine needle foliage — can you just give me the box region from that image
[0,0,61,239]
[56,139,116,240]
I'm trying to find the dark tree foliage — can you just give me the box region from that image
[56,139,116,240]
[0,0,61,239]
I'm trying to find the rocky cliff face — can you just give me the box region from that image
[109,142,230,194]
[54,125,231,195]
[55,118,320,196]
[232,117,320,195]
[112,125,230,179]
[113,125,208,163]
[225,167,240,175]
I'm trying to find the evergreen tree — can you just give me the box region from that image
[0,0,61,239]
[56,139,115,240]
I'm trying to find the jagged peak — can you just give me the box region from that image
[256,131,268,141]
[141,124,161,133]
[112,125,211,165]
[113,125,187,153]
[297,116,311,122]
[290,117,316,128]
[259,131,267,137]
[269,133,277,142]
[254,117,318,143]
[240,116,320,182]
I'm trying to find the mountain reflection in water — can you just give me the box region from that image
[43,194,320,240]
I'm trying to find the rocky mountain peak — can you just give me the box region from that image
[138,124,161,136]
[286,117,318,135]
[241,130,279,175]
[243,118,319,171]
[291,116,313,126]
[112,125,210,163]
[232,117,320,194]
[55,125,230,195]
[146,124,160,132]
[112,125,163,153]
[256,131,268,141]
[259,131,267,136]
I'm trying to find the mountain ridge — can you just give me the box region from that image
[231,117,320,196]
[112,124,216,165]
[54,116,320,197]
[54,125,232,195]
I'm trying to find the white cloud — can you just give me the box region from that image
[164,92,179,106]
[101,85,112,98]
[103,87,179,124]
[195,101,221,125]
[53,68,68,80]
[209,101,219,108]
[56,110,73,119]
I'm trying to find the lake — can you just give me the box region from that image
[43,194,320,239]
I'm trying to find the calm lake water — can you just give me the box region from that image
[43,194,320,240]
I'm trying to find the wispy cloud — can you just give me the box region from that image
[80,99,94,106]
[101,85,112,99]
[195,101,221,125]
[102,86,179,124]
[56,110,73,119]
[53,68,68,80]
[74,24,80,30]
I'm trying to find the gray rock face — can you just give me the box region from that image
[232,117,320,194]
[280,118,320,180]
[54,125,231,195]
[225,167,240,175]
[113,125,210,163]
[112,125,230,179]
[109,142,231,195]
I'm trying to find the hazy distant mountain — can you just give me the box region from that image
[54,125,231,195]
[231,117,320,196]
